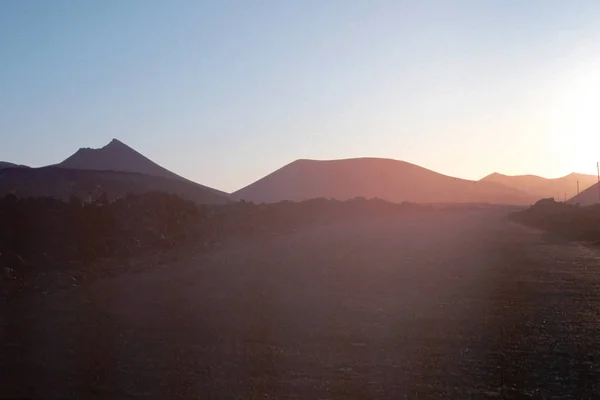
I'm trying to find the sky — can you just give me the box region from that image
[2,1,600,192]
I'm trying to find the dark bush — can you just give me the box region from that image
[0,192,430,284]
[510,198,600,241]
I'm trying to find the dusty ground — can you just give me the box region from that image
[2,209,600,399]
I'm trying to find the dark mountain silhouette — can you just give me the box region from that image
[480,172,596,201]
[57,138,227,197]
[0,167,229,204]
[54,138,229,199]
[58,138,177,179]
[233,158,536,205]
[0,161,28,170]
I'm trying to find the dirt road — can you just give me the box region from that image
[2,210,600,398]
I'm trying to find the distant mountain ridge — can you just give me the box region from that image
[480,172,597,201]
[0,161,28,170]
[234,157,537,205]
[3,140,596,205]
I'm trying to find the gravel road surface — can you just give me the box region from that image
[2,210,600,399]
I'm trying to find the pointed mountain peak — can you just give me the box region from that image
[57,138,189,183]
[54,138,227,198]
[103,138,133,151]
[98,139,137,153]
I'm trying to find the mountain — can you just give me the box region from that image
[0,138,229,204]
[58,138,225,192]
[567,181,600,206]
[480,172,597,201]
[0,161,28,170]
[233,158,536,205]
[56,138,229,199]
[57,138,183,179]
[0,167,229,204]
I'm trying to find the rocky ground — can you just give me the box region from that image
[2,209,600,399]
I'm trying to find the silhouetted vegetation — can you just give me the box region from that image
[1,193,430,298]
[510,198,600,241]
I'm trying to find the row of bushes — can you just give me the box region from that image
[0,193,428,276]
[509,198,600,241]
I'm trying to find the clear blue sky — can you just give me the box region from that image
[2,1,600,192]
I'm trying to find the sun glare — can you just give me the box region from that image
[550,61,600,174]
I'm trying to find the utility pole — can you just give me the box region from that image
[564,192,567,203]
[597,162,600,202]
[577,180,580,195]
